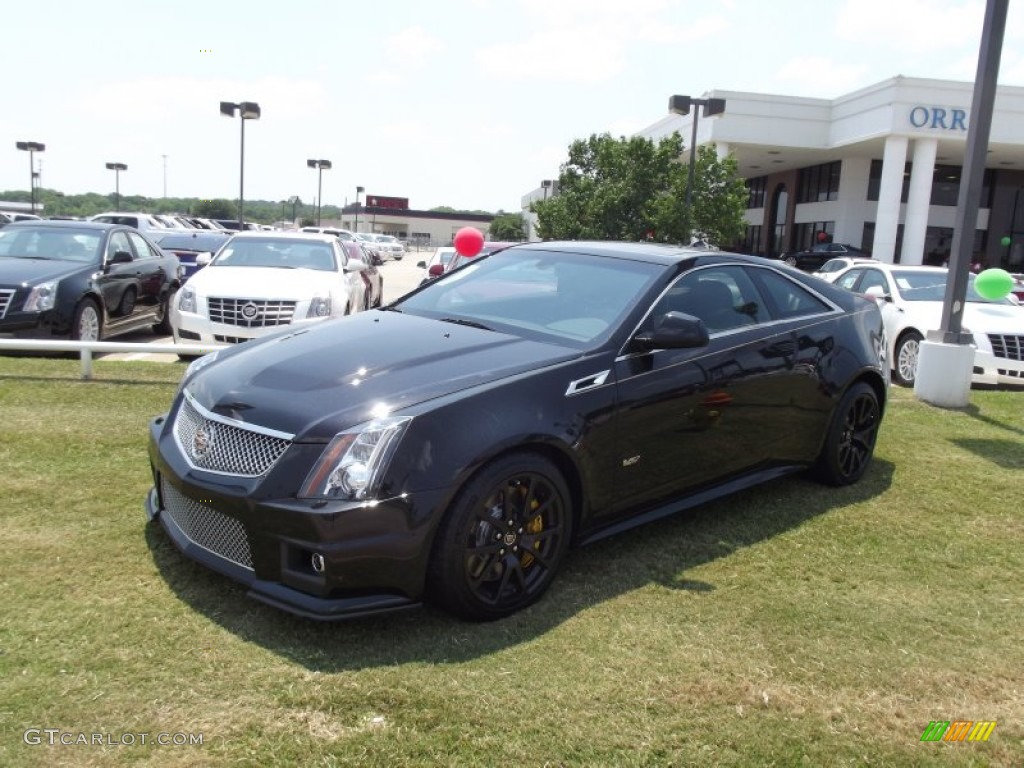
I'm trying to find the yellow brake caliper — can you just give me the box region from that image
[521,496,543,568]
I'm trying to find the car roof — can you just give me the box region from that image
[226,231,338,244]
[4,219,119,231]
[507,240,756,266]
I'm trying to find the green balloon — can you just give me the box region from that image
[973,268,1014,300]
[1000,236,1012,247]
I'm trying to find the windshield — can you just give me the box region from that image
[395,248,662,346]
[213,238,337,271]
[0,227,102,263]
[891,270,1013,304]
[152,233,229,250]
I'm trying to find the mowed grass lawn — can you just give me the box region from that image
[0,356,1021,767]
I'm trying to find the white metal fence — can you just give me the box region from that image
[0,339,225,379]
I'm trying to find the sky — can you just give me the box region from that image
[3,0,1023,215]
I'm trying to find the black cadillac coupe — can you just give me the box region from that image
[145,242,888,621]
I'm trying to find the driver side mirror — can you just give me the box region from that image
[863,285,891,302]
[106,250,133,268]
[428,264,445,277]
[631,311,709,351]
[195,251,213,267]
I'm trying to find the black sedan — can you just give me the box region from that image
[145,242,887,621]
[783,242,871,272]
[0,221,181,341]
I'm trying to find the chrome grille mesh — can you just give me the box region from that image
[989,334,1024,361]
[0,288,14,319]
[173,395,292,477]
[160,480,253,569]
[208,297,296,328]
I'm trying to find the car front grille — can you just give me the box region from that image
[173,392,293,477]
[208,297,297,328]
[988,334,1024,361]
[160,479,253,570]
[213,334,252,344]
[0,288,14,319]
[997,368,1023,379]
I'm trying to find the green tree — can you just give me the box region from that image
[533,132,746,246]
[689,145,748,246]
[193,199,237,219]
[488,212,526,241]
[299,217,316,228]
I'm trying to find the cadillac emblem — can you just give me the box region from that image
[192,423,215,460]
[240,302,259,321]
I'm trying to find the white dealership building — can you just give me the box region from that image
[524,76,1024,271]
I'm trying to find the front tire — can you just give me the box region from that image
[429,453,572,620]
[812,382,880,486]
[72,299,101,341]
[894,330,923,386]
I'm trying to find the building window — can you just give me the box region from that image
[797,162,841,203]
[746,177,766,209]
[868,160,994,206]
[742,225,763,255]
[793,222,835,252]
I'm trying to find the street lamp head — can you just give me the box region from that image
[668,95,692,116]
[541,179,552,188]
[239,102,261,119]
[16,141,46,152]
[356,185,365,194]
[105,162,127,171]
[307,159,317,168]
[219,101,237,117]
[704,98,726,116]
[307,159,332,169]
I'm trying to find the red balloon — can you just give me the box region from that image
[453,226,484,257]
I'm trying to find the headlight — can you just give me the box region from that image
[175,350,220,395]
[306,296,332,318]
[24,280,59,312]
[299,416,411,500]
[178,286,197,313]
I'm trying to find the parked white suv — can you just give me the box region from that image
[90,212,168,234]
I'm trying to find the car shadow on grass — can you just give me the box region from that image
[144,459,894,671]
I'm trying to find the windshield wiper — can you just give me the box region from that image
[440,317,492,331]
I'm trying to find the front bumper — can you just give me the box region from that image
[145,414,447,620]
[172,311,326,346]
[972,347,1024,387]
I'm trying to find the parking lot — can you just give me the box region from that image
[102,251,430,362]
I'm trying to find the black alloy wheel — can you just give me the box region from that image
[430,453,572,620]
[813,382,880,486]
[153,288,175,334]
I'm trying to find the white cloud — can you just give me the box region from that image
[774,57,869,96]
[387,26,445,63]
[836,0,984,52]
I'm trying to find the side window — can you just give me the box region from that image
[858,269,890,294]
[748,267,832,319]
[652,266,765,334]
[127,232,156,260]
[107,231,133,261]
[835,268,864,291]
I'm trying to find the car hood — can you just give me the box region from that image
[189,265,340,296]
[185,310,582,440]
[0,257,89,284]
[898,300,1024,333]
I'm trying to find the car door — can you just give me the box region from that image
[98,229,140,320]
[606,264,819,519]
[126,231,167,318]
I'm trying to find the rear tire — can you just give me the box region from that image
[894,330,922,387]
[153,288,175,334]
[428,452,572,621]
[812,382,880,486]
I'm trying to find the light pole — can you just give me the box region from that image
[354,185,364,232]
[668,95,726,221]
[16,141,45,214]
[219,100,261,229]
[307,159,332,226]
[105,162,128,211]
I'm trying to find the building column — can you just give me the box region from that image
[900,138,937,265]
[873,135,908,263]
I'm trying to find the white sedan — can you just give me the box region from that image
[830,263,1024,387]
[170,231,366,347]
